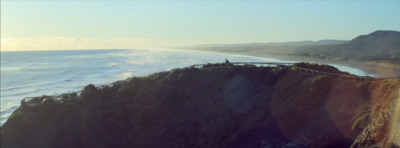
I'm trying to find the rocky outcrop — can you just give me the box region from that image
[1,63,399,148]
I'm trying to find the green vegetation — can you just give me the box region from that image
[351,111,370,133]
[310,74,329,83]
[8,108,23,120]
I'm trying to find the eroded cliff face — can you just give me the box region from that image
[1,63,399,148]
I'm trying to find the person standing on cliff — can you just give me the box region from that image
[225,58,233,66]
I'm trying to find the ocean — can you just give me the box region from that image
[0,49,372,125]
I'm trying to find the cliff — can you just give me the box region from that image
[1,63,399,148]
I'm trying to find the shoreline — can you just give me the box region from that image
[185,49,400,78]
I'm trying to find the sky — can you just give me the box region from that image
[1,0,400,51]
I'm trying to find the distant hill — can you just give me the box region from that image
[186,30,400,63]
[296,30,400,61]
[195,39,348,48]
[347,30,400,51]
[350,30,400,45]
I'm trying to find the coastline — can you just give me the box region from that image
[183,49,400,78]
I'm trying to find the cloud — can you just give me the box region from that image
[1,37,172,51]
[132,14,140,17]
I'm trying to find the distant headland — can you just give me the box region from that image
[185,30,400,78]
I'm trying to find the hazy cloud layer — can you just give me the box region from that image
[1,37,172,51]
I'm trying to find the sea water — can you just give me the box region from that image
[0,49,372,125]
